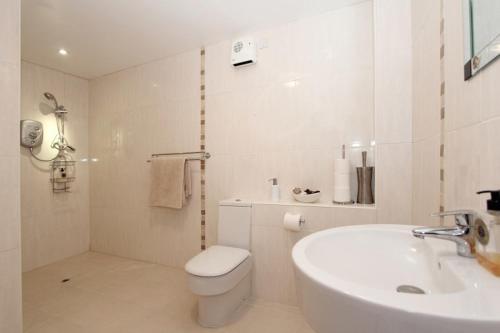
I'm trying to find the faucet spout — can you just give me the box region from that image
[412,227,474,257]
[412,226,467,239]
[412,210,477,258]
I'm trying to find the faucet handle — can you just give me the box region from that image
[430,210,476,227]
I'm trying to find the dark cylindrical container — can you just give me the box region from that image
[356,167,374,204]
[356,151,374,204]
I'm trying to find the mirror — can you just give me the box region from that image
[463,0,500,80]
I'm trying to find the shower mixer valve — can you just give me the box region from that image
[20,119,44,148]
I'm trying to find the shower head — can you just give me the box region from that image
[44,92,59,108]
[44,92,55,101]
[43,92,67,113]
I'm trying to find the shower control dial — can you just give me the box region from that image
[20,119,43,148]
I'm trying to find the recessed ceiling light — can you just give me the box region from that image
[284,79,300,88]
[58,48,68,56]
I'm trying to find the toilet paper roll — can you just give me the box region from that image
[334,159,351,174]
[334,159,351,203]
[333,187,351,203]
[283,213,303,232]
[334,172,350,188]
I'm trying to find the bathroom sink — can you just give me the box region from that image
[292,225,500,333]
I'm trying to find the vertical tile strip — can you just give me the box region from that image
[200,48,207,250]
[439,0,445,225]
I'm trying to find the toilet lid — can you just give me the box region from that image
[185,245,250,277]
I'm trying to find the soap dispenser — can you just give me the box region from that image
[475,190,500,277]
[268,178,280,202]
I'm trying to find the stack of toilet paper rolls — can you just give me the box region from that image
[333,158,351,203]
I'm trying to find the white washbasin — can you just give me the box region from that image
[292,225,500,333]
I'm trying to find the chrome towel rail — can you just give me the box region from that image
[146,151,211,163]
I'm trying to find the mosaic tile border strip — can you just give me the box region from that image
[200,48,207,250]
[439,0,446,225]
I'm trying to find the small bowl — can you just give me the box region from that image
[292,191,321,203]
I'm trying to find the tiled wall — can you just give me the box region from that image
[20,62,90,272]
[373,0,413,225]
[411,0,500,225]
[411,0,442,226]
[87,2,399,272]
[442,0,500,214]
[204,0,413,305]
[251,202,375,304]
[205,1,379,246]
[0,0,22,331]
[89,50,202,268]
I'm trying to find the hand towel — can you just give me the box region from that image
[184,160,192,200]
[150,157,191,209]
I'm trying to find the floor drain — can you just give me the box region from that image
[61,278,71,283]
[396,285,425,294]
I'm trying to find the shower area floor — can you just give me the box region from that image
[22,252,314,333]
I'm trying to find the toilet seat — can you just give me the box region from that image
[186,245,252,296]
[186,245,250,277]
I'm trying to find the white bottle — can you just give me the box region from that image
[268,178,280,202]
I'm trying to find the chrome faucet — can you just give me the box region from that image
[412,210,476,258]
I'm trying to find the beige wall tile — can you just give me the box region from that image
[440,0,500,214]
[412,136,441,226]
[205,2,376,245]
[251,225,301,305]
[201,0,411,304]
[21,62,90,272]
[479,118,500,199]
[444,125,482,212]
[375,143,413,224]
[0,156,20,251]
[89,50,201,268]
[0,0,21,331]
[374,0,413,144]
[372,0,414,226]
[0,62,21,255]
[0,62,20,157]
[250,203,375,305]
[0,249,22,333]
[410,0,442,228]
[411,1,441,141]
[0,0,20,64]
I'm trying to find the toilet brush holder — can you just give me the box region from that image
[356,151,374,204]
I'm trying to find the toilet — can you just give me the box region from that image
[185,199,252,328]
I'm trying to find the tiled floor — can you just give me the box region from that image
[23,252,315,333]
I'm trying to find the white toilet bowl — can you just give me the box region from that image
[186,245,252,328]
[185,199,253,327]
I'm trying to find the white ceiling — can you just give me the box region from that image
[22,0,366,79]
